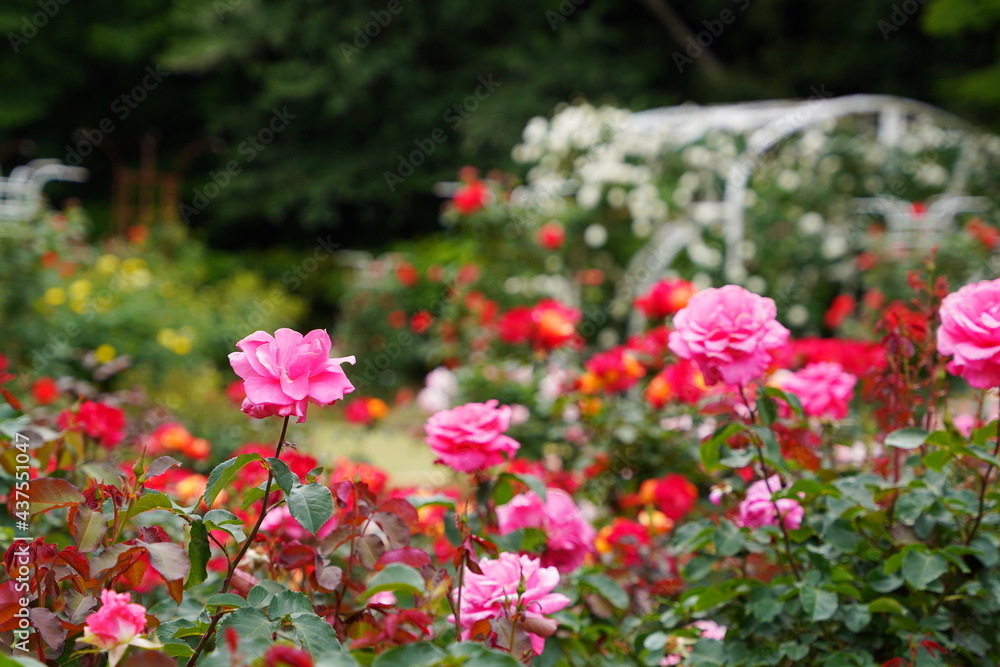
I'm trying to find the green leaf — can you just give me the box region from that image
[205,593,247,609]
[265,457,299,494]
[406,494,456,510]
[269,590,313,619]
[217,607,277,641]
[247,585,273,608]
[72,503,107,553]
[869,597,908,615]
[241,484,268,510]
[687,639,727,666]
[359,563,425,601]
[141,541,190,581]
[499,472,547,501]
[764,386,804,418]
[371,642,445,667]
[799,585,838,622]
[204,453,263,507]
[203,509,246,542]
[712,521,745,557]
[902,549,948,590]
[701,423,744,473]
[751,425,788,473]
[290,612,341,655]
[185,520,211,588]
[844,602,871,631]
[126,491,177,519]
[143,456,182,481]
[885,428,929,450]
[748,587,782,623]
[580,573,629,610]
[287,482,334,535]
[922,449,952,472]
[446,643,521,667]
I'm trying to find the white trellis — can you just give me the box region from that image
[0,159,88,228]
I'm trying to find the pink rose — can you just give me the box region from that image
[497,488,596,573]
[668,285,789,386]
[229,328,355,423]
[736,475,804,530]
[954,413,977,438]
[82,590,146,649]
[81,590,159,666]
[455,552,571,656]
[691,619,727,641]
[780,362,857,419]
[424,400,520,473]
[938,279,1000,388]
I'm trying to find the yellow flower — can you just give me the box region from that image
[157,328,176,348]
[171,338,192,355]
[44,287,66,306]
[121,258,146,274]
[96,254,120,275]
[95,345,116,364]
[68,279,91,299]
[69,298,88,314]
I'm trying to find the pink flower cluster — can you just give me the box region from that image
[937,279,1000,389]
[229,328,355,423]
[424,400,520,473]
[455,552,570,656]
[668,285,789,386]
[496,488,596,573]
[736,476,804,530]
[780,362,857,419]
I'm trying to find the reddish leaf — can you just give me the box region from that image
[0,580,24,632]
[122,650,174,667]
[356,534,385,569]
[375,547,431,572]
[30,607,66,651]
[29,478,84,514]
[275,544,316,570]
[69,503,107,553]
[138,526,172,544]
[165,576,184,604]
[144,456,181,481]
[311,559,342,592]
[373,512,410,549]
[140,541,190,582]
[377,498,419,528]
[1,388,23,411]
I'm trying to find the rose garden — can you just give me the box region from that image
[4,96,1000,667]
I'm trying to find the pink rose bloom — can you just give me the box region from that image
[497,488,596,573]
[424,400,520,473]
[455,552,571,656]
[780,362,857,420]
[938,279,1000,388]
[736,475,804,530]
[954,413,977,438]
[668,285,789,386]
[692,619,727,641]
[82,590,147,650]
[229,328,355,423]
[80,590,159,665]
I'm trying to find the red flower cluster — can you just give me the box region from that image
[624,474,698,521]
[453,180,489,215]
[344,397,389,426]
[634,279,697,320]
[645,359,708,408]
[580,347,646,393]
[142,422,210,460]
[498,299,581,352]
[58,401,126,447]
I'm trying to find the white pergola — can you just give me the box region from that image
[625,94,990,282]
[0,160,88,231]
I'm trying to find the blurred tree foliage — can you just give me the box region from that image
[0,0,996,248]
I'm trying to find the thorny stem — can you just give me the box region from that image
[739,386,802,582]
[966,395,1000,545]
[185,415,290,667]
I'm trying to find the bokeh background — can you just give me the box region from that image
[2,0,1000,473]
